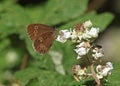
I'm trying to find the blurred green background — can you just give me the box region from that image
[0,0,119,86]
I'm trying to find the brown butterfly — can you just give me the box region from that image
[27,24,57,54]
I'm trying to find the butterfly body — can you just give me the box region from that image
[27,24,56,54]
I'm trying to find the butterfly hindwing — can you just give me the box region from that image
[33,31,55,54]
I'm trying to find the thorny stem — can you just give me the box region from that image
[90,63,101,86]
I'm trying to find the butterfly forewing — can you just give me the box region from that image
[27,24,56,54]
[27,24,55,41]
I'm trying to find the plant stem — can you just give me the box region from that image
[90,63,101,86]
[86,53,92,65]
[20,53,28,70]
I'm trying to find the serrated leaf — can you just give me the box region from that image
[59,12,114,32]
[30,71,73,86]
[25,6,45,23]
[0,3,31,39]
[91,12,114,32]
[14,67,42,86]
[41,0,88,25]
[14,67,73,86]
[0,38,10,52]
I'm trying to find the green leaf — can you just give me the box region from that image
[14,67,41,86]
[0,0,116,86]
[107,63,120,86]
[52,41,77,73]
[0,47,23,70]
[25,5,45,23]
[0,38,10,52]
[14,67,73,86]
[59,12,114,32]
[0,3,31,39]
[41,0,88,25]
[91,12,114,32]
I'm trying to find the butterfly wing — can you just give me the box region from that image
[33,31,55,54]
[27,24,54,41]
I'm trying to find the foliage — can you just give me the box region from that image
[0,0,115,86]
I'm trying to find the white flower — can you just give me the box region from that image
[92,52,104,58]
[96,62,113,79]
[70,29,78,42]
[102,62,113,76]
[96,65,103,79]
[76,55,82,59]
[61,30,71,38]
[74,42,90,59]
[82,30,91,39]
[106,62,113,70]
[89,27,99,38]
[56,35,67,43]
[96,65,102,72]
[102,68,111,76]
[72,65,81,74]
[92,47,104,59]
[74,47,88,56]
[76,42,85,47]
[78,69,85,76]
[78,35,82,41]
[83,20,92,28]
[96,73,103,79]
[82,27,99,40]
[56,30,71,43]
[72,65,87,80]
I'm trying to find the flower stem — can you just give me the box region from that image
[86,53,92,65]
[90,63,101,86]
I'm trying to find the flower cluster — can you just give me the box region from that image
[72,65,87,82]
[74,42,90,59]
[56,20,99,43]
[56,20,113,85]
[56,20,102,60]
[92,45,104,60]
[71,62,113,83]
[96,62,113,80]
